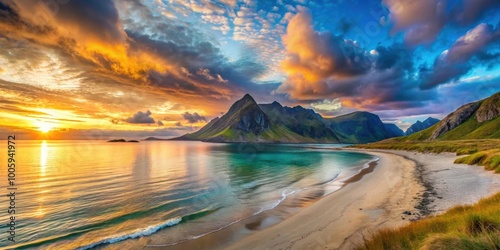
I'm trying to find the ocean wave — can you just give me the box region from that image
[77,217,182,250]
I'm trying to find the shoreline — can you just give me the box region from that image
[140,153,379,250]
[222,149,500,250]
[222,150,423,250]
[360,149,500,215]
[107,148,500,250]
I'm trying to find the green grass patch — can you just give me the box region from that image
[455,149,500,173]
[358,193,500,250]
[439,115,500,140]
[456,147,479,155]
[353,139,499,154]
[354,139,500,172]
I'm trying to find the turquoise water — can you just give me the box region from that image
[0,140,375,249]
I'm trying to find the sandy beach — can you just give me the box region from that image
[223,149,500,250]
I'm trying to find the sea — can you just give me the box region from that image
[0,140,377,249]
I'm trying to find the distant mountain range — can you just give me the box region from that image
[405,117,440,135]
[392,91,500,141]
[325,111,404,143]
[174,94,405,143]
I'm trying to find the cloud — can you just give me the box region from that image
[157,120,164,126]
[276,9,441,116]
[374,44,413,71]
[2,0,125,44]
[125,110,155,124]
[420,23,500,89]
[310,99,342,112]
[384,0,447,45]
[454,0,500,24]
[0,0,274,100]
[278,8,370,97]
[183,112,206,123]
[383,0,500,45]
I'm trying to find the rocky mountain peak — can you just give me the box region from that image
[475,92,500,123]
[429,102,480,140]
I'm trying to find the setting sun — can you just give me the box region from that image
[35,120,54,133]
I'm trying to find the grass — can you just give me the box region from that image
[454,149,500,173]
[358,193,500,250]
[438,115,500,140]
[353,139,500,173]
[353,139,499,154]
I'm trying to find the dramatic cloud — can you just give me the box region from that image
[384,0,500,45]
[1,0,499,137]
[0,0,274,105]
[277,8,371,98]
[183,112,206,123]
[454,0,500,24]
[420,23,500,89]
[384,0,447,45]
[125,110,155,124]
[276,8,435,114]
[1,0,125,43]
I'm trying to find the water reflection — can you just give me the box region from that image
[40,140,48,176]
[1,140,373,250]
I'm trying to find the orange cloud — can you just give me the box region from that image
[0,0,239,101]
[277,8,370,101]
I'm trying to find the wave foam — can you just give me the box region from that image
[77,217,182,250]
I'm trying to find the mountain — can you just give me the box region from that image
[325,111,404,143]
[385,123,406,137]
[175,94,339,143]
[405,117,440,135]
[396,91,500,141]
[175,94,407,143]
[258,102,339,142]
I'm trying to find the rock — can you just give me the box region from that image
[475,92,500,122]
[429,102,480,140]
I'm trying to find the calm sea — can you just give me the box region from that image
[0,140,375,249]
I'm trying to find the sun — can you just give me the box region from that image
[35,120,54,133]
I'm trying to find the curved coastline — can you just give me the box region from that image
[222,150,422,250]
[221,149,500,250]
[82,149,377,250]
[98,148,500,250]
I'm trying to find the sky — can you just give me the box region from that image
[0,0,499,139]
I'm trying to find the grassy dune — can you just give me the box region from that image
[353,139,500,172]
[358,193,500,250]
[455,149,500,173]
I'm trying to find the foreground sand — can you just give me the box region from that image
[371,149,500,214]
[223,149,500,250]
[225,150,422,250]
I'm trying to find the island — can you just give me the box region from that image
[107,139,139,143]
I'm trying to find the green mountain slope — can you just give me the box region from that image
[326,111,404,143]
[259,102,340,142]
[175,94,340,143]
[174,94,407,143]
[391,91,500,142]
